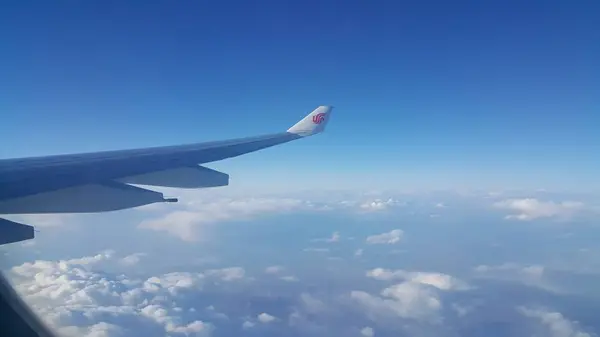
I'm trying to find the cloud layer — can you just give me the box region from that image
[8,251,250,337]
[494,198,585,221]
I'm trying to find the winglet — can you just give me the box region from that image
[287,105,333,137]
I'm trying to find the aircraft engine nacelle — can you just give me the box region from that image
[118,165,229,189]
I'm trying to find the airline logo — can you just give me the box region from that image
[312,112,326,124]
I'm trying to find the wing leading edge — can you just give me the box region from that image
[0,105,333,244]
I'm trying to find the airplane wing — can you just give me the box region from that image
[0,105,333,244]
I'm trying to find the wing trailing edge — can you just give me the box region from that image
[0,181,171,214]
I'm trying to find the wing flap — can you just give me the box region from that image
[0,182,169,214]
[117,165,229,188]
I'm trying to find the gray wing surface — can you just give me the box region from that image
[0,105,333,244]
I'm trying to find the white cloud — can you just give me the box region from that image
[136,193,419,241]
[205,305,229,321]
[303,248,329,253]
[298,293,328,314]
[493,198,584,221]
[312,231,341,243]
[435,203,446,208]
[473,263,558,292]
[119,253,146,266]
[4,213,76,228]
[138,197,315,241]
[204,267,245,281]
[241,320,255,329]
[350,282,442,321]
[451,303,471,317]
[361,326,375,337]
[263,266,297,281]
[366,268,470,291]
[475,263,544,277]
[265,265,284,274]
[352,267,471,323]
[359,198,404,211]
[474,263,545,278]
[7,252,254,336]
[366,229,403,245]
[257,312,276,323]
[518,307,592,337]
[138,210,207,242]
[328,231,340,242]
[58,322,125,337]
[354,249,364,257]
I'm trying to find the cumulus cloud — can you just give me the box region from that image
[354,249,364,257]
[518,307,592,337]
[366,229,404,245]
[350,282,442,321]
[493,198,584,221]
[351,267,471,324]
[7,252,251,337]
[241,320,255,329]
[257,312,276,323]
[138,197,315,241]
[359,198,404,211]
[366,268,470,291]
[361,326,375,337]
[120,253,147,266]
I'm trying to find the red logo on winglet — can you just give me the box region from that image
[312,112,326,124]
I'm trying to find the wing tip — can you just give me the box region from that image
[287,105,333,136]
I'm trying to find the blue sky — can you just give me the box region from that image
[1,0,599,191]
